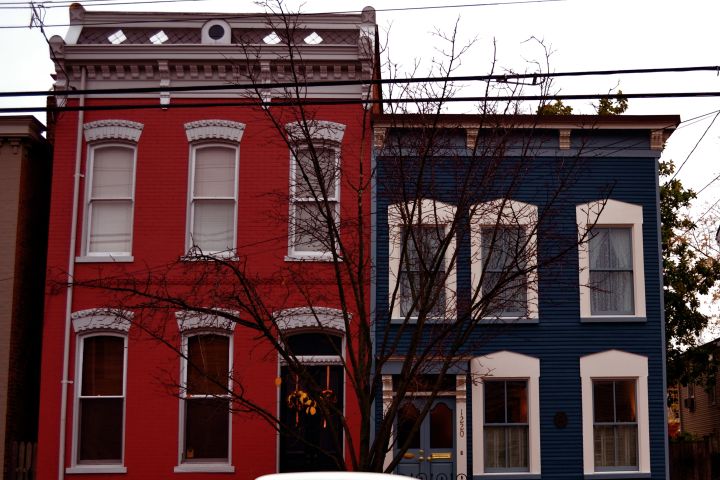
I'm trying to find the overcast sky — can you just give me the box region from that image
[2,0,720,316]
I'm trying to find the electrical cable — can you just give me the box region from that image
[670,110,720,181]
[0,91,715,114]
[3,65,720,99]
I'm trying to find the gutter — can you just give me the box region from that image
[58,66,86,480]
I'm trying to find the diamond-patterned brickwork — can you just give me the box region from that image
[78,28,200,44]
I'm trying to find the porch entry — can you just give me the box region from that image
[396,398,456,479]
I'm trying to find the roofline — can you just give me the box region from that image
[372,113,680,131]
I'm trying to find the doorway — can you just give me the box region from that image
[396,398,456,479]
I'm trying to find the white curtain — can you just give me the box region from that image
[589,228,634,314]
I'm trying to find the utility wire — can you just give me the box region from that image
[0,0,566,24]
[3,65,720,99]
[0,91,714,114]
[670,110,720,181]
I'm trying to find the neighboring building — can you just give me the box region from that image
[0,116,52,478]
[39,5,376,479]
[676,339,720,444]
[372,114,677,479]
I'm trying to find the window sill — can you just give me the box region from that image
[584,473,649,479]
[581,316,647,323]
[479,317,539,324]
[390,317,453,324]
[181,252,238,262]
[474,474,540,480]
[285,254,339,263]
[75,255,134,263]
[66,465,127,474]
[174,464,235,473]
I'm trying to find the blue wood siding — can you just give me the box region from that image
[374,128,666,479]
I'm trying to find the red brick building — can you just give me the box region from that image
[39,5,376,478]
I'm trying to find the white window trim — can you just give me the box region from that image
[470,199,539,322]
[175,311,235,472]
[80,142,138,260]
[285,121,346,261]
[471,351,541,476]
[580,350,650,475]
[388,199,457,321]
[68,310,132,473]
[184,143,240,258]
[577,199,646,320]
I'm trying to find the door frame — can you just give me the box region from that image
[382,374,468,479]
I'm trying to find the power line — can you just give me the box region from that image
[0,0,566,25]
[670,110,720,181]
[3,65,720,99]
[0,91,715,114]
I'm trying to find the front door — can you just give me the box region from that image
[396,399,455,480]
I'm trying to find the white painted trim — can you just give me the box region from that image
[387,199,458,320]
[70,332,128,469]
[470,200,539,320]
[185,142,239,255]
[82,143,137,257]
[177,331,234,468]
[580,350,650,474]
[470,351,541,475]
[71,309,133,333]
[274,307,348,333]
[456,375,468,479]
[175,310,238,333]
[83,120,143,143]
[286,127,343,259]
[285,120,346,145]
[184,120,245,143]
[576,200,646,319]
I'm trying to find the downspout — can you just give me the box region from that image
[58,66,86,480]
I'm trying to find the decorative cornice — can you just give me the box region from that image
[274,307,348,333]
[71,309,133,333]
[175,310,238,333]
[83,119,144,143]
[373,127,386,150]
[184,120,246,143]
[559,129,571,149]
[650,129,672,151]
[466,127,479,151]
[285,120,346,144]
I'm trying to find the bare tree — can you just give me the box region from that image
[55,3,614,474]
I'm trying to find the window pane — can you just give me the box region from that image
[397,403,420,449]
[593,381,615,422]
[590,228,632,270]
[482,227,526,271]
[192,199,234,252]
[79,398,123,461]
[484,426,506,469]
[430,402,453,448]
[184,397,229,460]
[91,146,134,198]
[590,271,634,315]
[295,149,336,199]
[594,424,616,468]
[293,201,333,253]
[484,426,528,470]
[615,380,637,422]
[506,381,528,424]
[82,336,124,396]
[615,424,638,467]
[481,228,528,316]
[286,333,342,356]
[187,335,229,395]
[194,147,235,198]
[88,200,132,253]
[484,381,506,424]
[399,226,446,317]
[507,425,529,468]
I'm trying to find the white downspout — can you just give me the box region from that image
[58,66,85,480]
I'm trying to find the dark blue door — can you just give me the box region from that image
[396,399,455,480]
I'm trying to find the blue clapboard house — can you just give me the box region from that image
[371,114,678,480]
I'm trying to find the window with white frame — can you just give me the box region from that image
[577,200,646,320]
[592,379,638,470]
[388,199,457,320]
[184,120,245,257]
[285,121,345,260]
[471,200,538,320]
[175,311,235,472]
[471,351,541,476]
[69,309,132,474]
[580,350,650,474]
[82,120,143,259]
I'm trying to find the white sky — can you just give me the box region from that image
[2,0,720,324]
